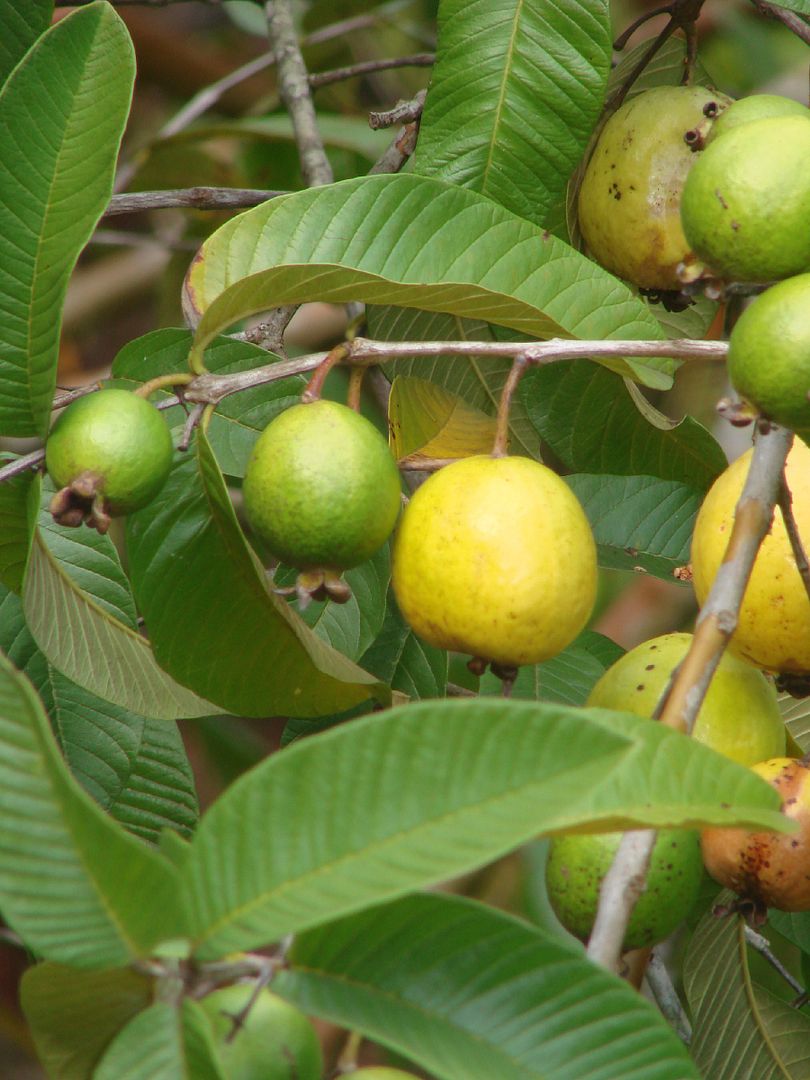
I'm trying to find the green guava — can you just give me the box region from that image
[704,93,809,145]
[200,985,322,1080]
[577,85,731,291]
[680,116,810,283]
[727,272,810,434]
[545,828,703,951]
[45,387,173,533]
[243,399,401,603]
[586,632,785,765]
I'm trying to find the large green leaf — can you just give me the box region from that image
[0,0,52,85]
[521,360,727,488]
[479,630,624,704]
[0,651,181,967]
[181,698,784,960]
[0,3,135,437]
[566,473,701,579]
[125,431,387,718]
[277,893,698,1080]
[685,901,810,1078]
[0,461,38,591]
[111,328,304,479]
[21,963,152,1080]
[184,174,673,388]
[95,1000,225,1080]
[414,0,611,228]
[0,587,197,843]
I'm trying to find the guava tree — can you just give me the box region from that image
[2,1,810,1077]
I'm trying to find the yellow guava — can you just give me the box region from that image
[691,437,810,674]
[577,85,731,290]
[587,632,785,765]
[391,455,597,668]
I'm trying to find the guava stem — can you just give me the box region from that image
[346,366,365,412]
[492,354,529,458]
[134,372,194,399]
[302,342,351,402]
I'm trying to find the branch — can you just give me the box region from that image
[105,188,286,217]
[309,53,434,89]
[750,1,810,45]
[744,924,808,1000]
[0,449,46,484]
[645,951,692,1044]
[369,90,427,130]
[779,470,810,607]
[586,424,793,972]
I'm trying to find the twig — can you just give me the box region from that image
[309,53,434,89]
[267,0,334,188]
[53,383,103,410]
[492,354,528,457]
[645,951,692,1043]
[778,470,810,607]
[0,449,46,483]
[744,925,808,1000]
[369,117,421,174]
[587,424,793,972]
[750,1,810,45]
[105,188,286,217]
[369,89,427,130]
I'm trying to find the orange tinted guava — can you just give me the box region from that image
[243,400,401,573]
[691,437,810,674]
[587,632,785,765]
[391,455,597,669]
[200,985,322,1080]
[45,387,173,532]
[546,829,703,950]
[727,273,810,435]
[577,85,731,290]
[701,757,810,914]
[680,116,810,283]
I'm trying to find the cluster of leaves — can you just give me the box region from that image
[2,1,810,1077]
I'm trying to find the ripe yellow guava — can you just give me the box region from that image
[691,437,810,674]
[578,85,731,290]
[727,273,810,435]
[546,828,703,951]
[587,632,785,765]
[391,455,597,669]
[701,757,810,915]
[680,116,810,283]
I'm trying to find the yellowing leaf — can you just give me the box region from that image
[389,376,497,464]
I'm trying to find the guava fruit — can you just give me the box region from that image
[200,984,322,1080]
[587,632,785,765]
[45,387,173,533]
[727,273,810,435]
[577,85,731,291]
[680,116,810,283]
[243,400,401,603]
[701,757,810,917]
[703,93,809,145]
[691,437,810,675]
[546,828,703,951]
[391,455,597,670]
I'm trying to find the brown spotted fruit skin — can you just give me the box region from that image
[701,757,810,911]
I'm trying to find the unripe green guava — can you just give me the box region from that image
[586,632,785,765]
[45,387,173,533]
[200,985,322,1080]
[578,85,731,290]
[703,93,809,145]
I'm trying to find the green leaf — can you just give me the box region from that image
[0,651,181,967]
[276,893,698,1080]
[21,963,151,1080]
[768,910,810,955]
[685,901,810,1078]
[566,473,701,578]
[388,375,497,462]
[184,174,673,388]
[780,692,810,753]
[413,0,611,228]
[0,587,197,843]
[125,431,388,718]
[181,698,784,960]
[480,630,624,704]
[0,0,52,85]
[95,1000,225,1080]
[0,3,135,437]
[360,587,448,701]
[22,528,217,721]
[521,360,727,487]
[0,461,38,591]
[111,328,304,478]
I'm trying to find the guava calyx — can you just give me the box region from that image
[49,471,112,534]
[274,567,353,608]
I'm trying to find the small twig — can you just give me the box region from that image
[179,404,206,451]
[0,449,46,484]
[134,373,194,399]
[346,367,365,412]
[301,343,351,402]
[446,681,477,698]
[492,354,528,457]
[309,53,434,89]
[105,188,285,218]
[778,470,810,607]
[369,89,427,130]
[645,951,692,1043]
[369,117,421,174]
[744,925,808,1000]
[53,382,103,410]
[398,456,458,472]
[750,1,810,45]
[242,307,297,356]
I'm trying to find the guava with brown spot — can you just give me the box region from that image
[701,757,810,918]
[577,85,731,290]
[545,828,703,951]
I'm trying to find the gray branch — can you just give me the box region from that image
[105,188,285,217]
